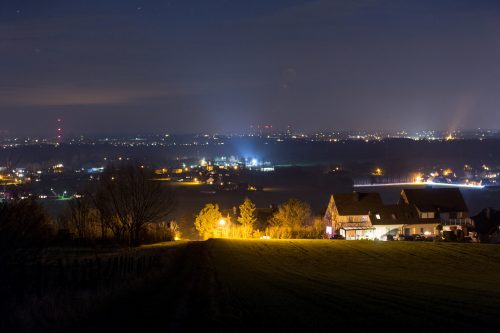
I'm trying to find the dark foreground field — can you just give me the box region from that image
[76,240,500,332]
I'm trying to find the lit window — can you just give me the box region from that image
[375,214,381,220]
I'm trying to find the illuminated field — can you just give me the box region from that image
[207,240,500,331]
[88,240,500,332]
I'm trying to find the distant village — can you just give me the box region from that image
[2,152,500,243]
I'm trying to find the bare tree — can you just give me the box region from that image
[96,164,176,245]
[86,185,124,241]
[67,196,99,240]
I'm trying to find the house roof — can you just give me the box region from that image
[472,208,500,234]
[400,188,468,213]
[370,204,418,225]
[369,204,441,225]
[331,192,383,216]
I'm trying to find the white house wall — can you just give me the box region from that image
[373,225,403,239]
[403,224,440,236]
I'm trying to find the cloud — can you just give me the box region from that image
[0,84,186,107]
[0,75,266,108]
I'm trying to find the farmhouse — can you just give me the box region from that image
[323,192,381,240]
[368,203,438,239]
[400,188,474,234]
[324,188,474,240]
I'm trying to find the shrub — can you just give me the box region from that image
[0,199,54,256]
[142,221,180,243]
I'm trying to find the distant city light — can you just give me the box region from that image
[354,181,484,189]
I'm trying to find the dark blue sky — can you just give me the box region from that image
[1,0,500,135]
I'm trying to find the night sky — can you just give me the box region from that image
[1,0,500,135]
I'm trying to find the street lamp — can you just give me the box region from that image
[218,218,226,238]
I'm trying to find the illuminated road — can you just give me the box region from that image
[354,181,484,189]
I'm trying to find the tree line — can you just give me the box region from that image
[194,197,327,240]
[0,164,178,263]
[62,164,177,246]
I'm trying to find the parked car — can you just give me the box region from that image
[395,234,404,241]
[331,234,345,240]
[413,234,425,241]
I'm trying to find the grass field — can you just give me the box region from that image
[79,240,500,332]
[209,240,500,331]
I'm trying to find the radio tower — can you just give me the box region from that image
[56,118,63,144]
